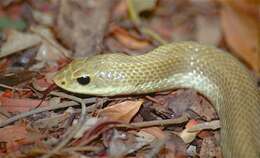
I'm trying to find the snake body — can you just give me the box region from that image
[53,42,260,158]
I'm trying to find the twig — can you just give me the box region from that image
[78,115,188,147]
[50,91,108,110]
[127,0,141,25]
[41,99,87,158]
[0,84,31,91]
[127,0,167,44]
[63,146,101,152]
[0,97,96,128]
[49,91,85,103]
[0,101,75,128]
[50,91,107,111]
[145,95,162,104]
[78,121,118,146]
[140,27,167,44]
[115,114,188,129]
[187,120,220,132]
[40,92,108,158]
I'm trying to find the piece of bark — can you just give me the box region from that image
[56,0,115,57]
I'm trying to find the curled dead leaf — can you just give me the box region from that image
[0,123,42,153]
[221,5,259,74]
[0,96,48,112]
[0,29,41,58]
[111,25,150,50]
[141,127,167,140]
[179,119,199,144]
[98,100,143,123]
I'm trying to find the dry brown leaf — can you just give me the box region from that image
[113,0,128,18]
[32,113,69,129]
[0,123,42,153]
[31,26,71,63]
[98,100,143,123]
[162,133,187,158]
[0,96,48,112]
[0,71,36,86]
[195,15,221,45]
[111,26,150,50]
[32,9,54,26]
[141,127,167,140]
[199,136,222,158]
[138,128,187,158]
[0,27,70,65]
[189,95,218,121]
[32,78,52,92]
[74,117,99,138]
[221,5,259,73]
[188,120,220,133]
[179,119,199,144]
[0,29,41,58]
[220,0,260,17]
[56,0,115,57]
[156,89,199,117]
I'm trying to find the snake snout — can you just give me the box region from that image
[53,72,68,88]
[59,79,66,87]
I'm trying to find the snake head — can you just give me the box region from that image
[53,55,130,96]
[53,57,104,95]
[53,58,92,94]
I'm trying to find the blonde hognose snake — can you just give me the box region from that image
[53,41,260,158]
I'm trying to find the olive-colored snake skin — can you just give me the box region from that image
[53,42,260,158]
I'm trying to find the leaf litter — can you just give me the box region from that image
[0,0,258,158]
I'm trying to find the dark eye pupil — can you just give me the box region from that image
[76,76,90,85]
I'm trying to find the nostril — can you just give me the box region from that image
[61,81,66,85]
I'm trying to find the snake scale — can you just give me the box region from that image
[53,42,260,158]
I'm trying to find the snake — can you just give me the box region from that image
[53,41,260,158]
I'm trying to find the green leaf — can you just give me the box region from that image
[0,16,27,31]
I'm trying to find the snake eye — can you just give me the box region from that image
[76,76,90,85]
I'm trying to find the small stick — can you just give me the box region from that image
[41,99,87,158]
[115,114,189,129]
[0,83,31,91]
[78,115,188,147]
[0,97,96,128]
